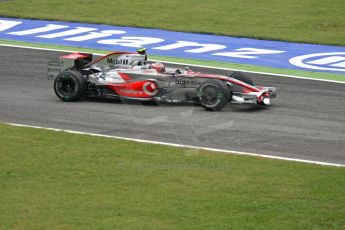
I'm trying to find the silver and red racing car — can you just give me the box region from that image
[48,48,276,111]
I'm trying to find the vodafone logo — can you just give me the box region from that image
[143,82,158,96]
[290,52,345,72]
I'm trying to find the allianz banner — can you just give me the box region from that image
[1,17,345,74]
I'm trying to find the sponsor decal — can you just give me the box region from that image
[143,82,158,95]
[119,89,144,95]
[175,79,199,88]
[47,61,62,79]
[117,82,158,97]
[107,58,129,65]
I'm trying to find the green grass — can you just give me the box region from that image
[1,123,345,229]
[0,0,345,46]
[2,39,345,83]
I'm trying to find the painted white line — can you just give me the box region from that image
[5,122,345,167]
[1,42,345,85]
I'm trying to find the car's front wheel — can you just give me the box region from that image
[54,70,87,102]
[231,72,254,86]
[197,79,230,111]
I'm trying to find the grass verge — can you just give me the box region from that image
[1,39,344,83]
[1,123,345,229]
[0,0,345,46]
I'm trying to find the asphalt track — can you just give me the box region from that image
[1,46,345,165]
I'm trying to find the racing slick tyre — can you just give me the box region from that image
[54,70,87,102]
[197,79,230,111]
[231,72,254,86]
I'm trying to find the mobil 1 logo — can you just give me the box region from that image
[107,58,129,66]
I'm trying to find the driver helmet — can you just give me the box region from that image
[137,47,147,55]
[150,62,166,73]
[137,48,147,65]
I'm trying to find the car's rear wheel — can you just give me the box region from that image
[54,70,87,102]
[197,79,230,111]
[231,72,254,86]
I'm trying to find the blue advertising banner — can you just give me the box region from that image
[1,17,345,74]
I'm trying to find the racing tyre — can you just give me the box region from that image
[54,70,87,102]
[197,79,230,111]
[231,72,254,86]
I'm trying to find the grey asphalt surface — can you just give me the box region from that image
[1,46,345,165]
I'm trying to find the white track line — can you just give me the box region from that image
[5,122,345,167]
[1,43,345,85]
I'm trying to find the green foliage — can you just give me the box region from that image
[1,124,345,229]
[0,0,345,46]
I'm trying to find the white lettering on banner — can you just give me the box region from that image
[0,20,22,32]
[8,24,69,36]
[0,20,291,62]
[290,52,345,72]
[37,27,98,38]
[65,30,126,41]
[330,61,345,68]
[307,56,345,67]
[153,41,226,53]
[213,48,286,59]
[98,36,164,48]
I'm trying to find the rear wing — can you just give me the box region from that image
[48,51,147,79]
[47,52,92,79]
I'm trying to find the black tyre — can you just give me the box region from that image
[197,79,230,111]
[231,72,254,86]
[54,70,87,102]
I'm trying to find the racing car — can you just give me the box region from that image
[48,48,276,111]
